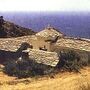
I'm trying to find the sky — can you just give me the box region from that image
[0,0,90,12]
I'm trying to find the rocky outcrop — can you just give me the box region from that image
[0,20,35,38]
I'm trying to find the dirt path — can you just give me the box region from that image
[0,67,90,90]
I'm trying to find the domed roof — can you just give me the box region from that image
[36,26,64,41]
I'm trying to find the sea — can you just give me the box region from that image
[0,11,90,39]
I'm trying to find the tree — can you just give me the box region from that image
[0,16,7,37]
[0,16,4,28]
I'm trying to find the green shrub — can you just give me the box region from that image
[57,50,82,72]
[3,58,53,78]
[3,59,34,78]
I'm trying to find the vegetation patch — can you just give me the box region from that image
[3,58,53,78]
[3,50,90,78]
[57,50,89,72]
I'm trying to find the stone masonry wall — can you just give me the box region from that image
[28,49,59,67]
[0,35,90,67]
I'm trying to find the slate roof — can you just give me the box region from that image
[36,26,64,41]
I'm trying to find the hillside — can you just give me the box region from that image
[0,20,35,38]
[0,18,90,90]
[0,67,90,90]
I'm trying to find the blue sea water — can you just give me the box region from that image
[0,12,90,38]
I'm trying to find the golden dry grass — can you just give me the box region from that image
[0,67,90,90]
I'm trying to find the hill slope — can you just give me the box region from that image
[0,67,90,90]
[0,21,35,38]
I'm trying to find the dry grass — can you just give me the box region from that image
[0,67,90,90]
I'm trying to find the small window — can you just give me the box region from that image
[30,44,33,49]
[39,46,47,51]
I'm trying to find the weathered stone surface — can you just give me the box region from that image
[0,36,33,51]
[0,35,90,67]
[28,49,59,67]
[0,36,90,52]
[55,37,90,52]
[36,26,64,41]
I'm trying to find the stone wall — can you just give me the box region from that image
[0,35,90,52]
[55,38,90,52]
[0,35,90,67]
[0,36,31,51]
[0,35,52,52]
[28,49,59,67]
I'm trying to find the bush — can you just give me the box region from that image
[57,50,82,72]
[3,58,53,78]
[3,59,34,78]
